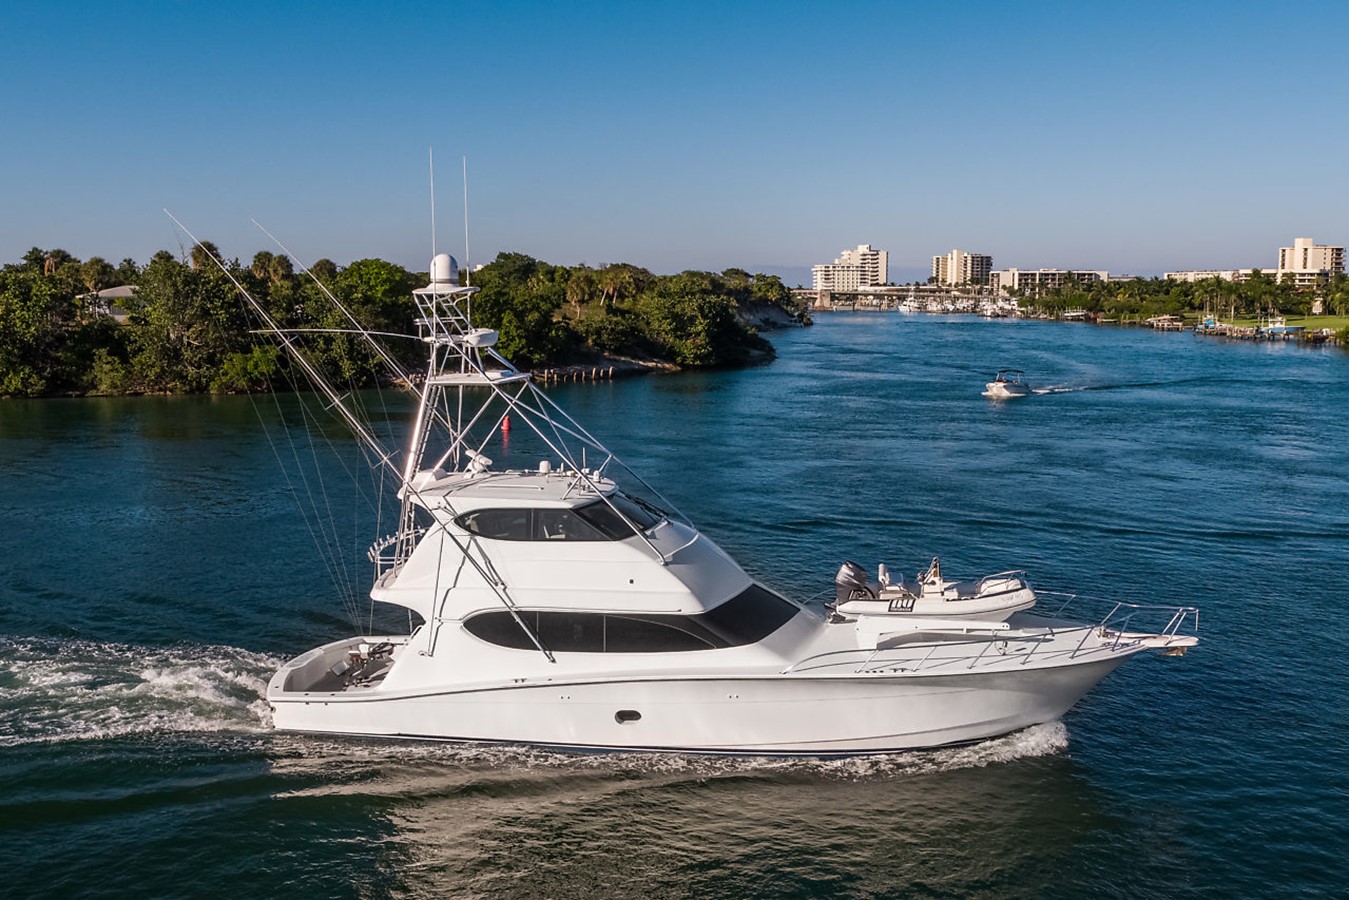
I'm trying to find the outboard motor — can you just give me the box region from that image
[835,560,876,604]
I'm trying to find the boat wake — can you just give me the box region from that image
[1032,375,1218,395]
[0,630,1068,775]
[0,636,279,747]
[268,721,1069,782]
[1032,383,1147,395]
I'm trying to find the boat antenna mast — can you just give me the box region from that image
[429,146,437,262]
[462,155,471,287]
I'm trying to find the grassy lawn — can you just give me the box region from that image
[1224,314,1349,331]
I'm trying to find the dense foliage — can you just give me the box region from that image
[1024,271,1349,320]
[0,246,801,397]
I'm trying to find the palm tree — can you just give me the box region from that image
[310,259,338,283]
[189,241,221,270]
[79,257,115,294]
[43,248,74,275]
[597,264,640,310]
[251,251,275,280]
[267,253,293,285]
[566,266,597,318]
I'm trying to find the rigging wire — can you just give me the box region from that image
[243,319,362,627]
[221,253,402,631]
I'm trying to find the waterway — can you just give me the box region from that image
[2,315,1346,897]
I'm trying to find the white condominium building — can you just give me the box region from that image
[1164,270,1260,283]
[1276,237,1344,286]
[812,244,888,291]
[811,263,864,291]
[932,249,993,286]
[990,268,1108,294]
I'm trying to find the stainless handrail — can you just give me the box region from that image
[784,631,1057,676]
[1032,591,1199,656]
[367,526,429,576]
[973,569,1028,592]
[783,595,1199,676]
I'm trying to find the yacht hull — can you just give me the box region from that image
[267,653,1128,754]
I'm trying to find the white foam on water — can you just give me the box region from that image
[1,632,1069,776]
[268,720,1069,784]
[0,636,281,747]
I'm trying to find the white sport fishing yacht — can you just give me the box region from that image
[231,251,1196,755]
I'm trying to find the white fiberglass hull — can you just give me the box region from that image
[983,383,1032,399]
[836,590,1037,622]
[267,640,1129,754]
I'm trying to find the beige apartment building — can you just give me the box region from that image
[932,248,993,286]
[990,268,1108,294]
[1165,237,1343,287]
[1277,237,1344,286]
[812,243,888,291]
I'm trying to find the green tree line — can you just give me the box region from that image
[0,246,804,397]
[1022,271,1349,320]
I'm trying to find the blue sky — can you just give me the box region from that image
[3,0,1346,284]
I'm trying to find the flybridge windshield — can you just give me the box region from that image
[456,493,667,542]
[576,493,664,536]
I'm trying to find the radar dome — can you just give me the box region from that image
[430,253,459,285]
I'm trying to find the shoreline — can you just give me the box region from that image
[809,306,1346,348]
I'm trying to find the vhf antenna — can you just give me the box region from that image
[429,146,437,261]
[462,156,471,287]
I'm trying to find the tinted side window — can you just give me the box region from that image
[700,584,799,645]
[457,508,533,541]
[463,610,719,653]
[541,508,611,541]
[462,609,539,649]
[536,610,606,651]
[461,586,799,654]
[603,615,718,652]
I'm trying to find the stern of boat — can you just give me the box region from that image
[267,634,411,698]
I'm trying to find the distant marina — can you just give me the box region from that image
[803,236,1348,348]
[799,286,1345,345]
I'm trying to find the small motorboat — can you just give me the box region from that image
[832,558,1037,622]
[984,369,1032,399]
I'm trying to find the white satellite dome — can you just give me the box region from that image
[429,253,459,285]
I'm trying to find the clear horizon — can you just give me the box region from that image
[3,1,1345,284]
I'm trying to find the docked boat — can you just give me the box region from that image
[832,558,1037,622]
[984,368,1032,399]
[1258,315,1305,337]
[200,241,1198,755]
